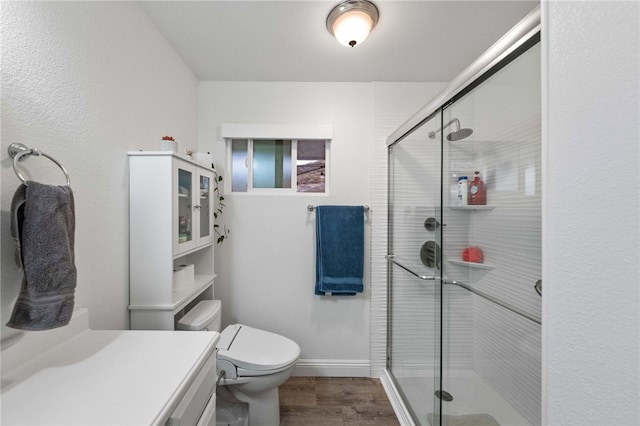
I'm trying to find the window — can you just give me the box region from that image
[229,138,328,193]
[296,140,326,193]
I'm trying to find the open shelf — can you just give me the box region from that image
[449,205,495,211]
[447,260,495,270]
[172,274,216,312]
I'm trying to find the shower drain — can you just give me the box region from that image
[435,390,454,402]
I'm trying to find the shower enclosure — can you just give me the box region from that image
[386,9,541,426]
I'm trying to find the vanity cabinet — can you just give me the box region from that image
[1,309,219,425]
[129,151,215,330]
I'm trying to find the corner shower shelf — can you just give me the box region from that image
[448,260,495,270]
[449,205,496,212]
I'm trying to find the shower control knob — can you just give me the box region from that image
[424,217,442,231]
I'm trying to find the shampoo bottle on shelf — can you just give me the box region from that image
[469,171,486,205]
[456,176,468,205]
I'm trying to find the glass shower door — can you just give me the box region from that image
[387,37,541,426]
[388,112,443,425]
[439,40,542,425]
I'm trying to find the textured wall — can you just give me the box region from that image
[544,1,640,424]
[1,2,198,337]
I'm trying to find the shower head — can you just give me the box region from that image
[447,127,473,141]
[428,118,473,141]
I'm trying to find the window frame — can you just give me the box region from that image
[226,138,330,195]
[221,123,333,196]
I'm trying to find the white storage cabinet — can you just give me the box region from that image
[129,151,216,330]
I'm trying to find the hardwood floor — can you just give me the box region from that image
[279,377,401,426]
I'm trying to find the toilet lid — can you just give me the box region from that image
[217,324,300,372]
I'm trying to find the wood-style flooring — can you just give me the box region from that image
[279,377,401,426]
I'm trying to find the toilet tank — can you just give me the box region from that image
[176,300,221,332]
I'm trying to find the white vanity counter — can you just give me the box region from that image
[1,310,218,425]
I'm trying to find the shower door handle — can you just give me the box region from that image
[534,280,542,296]
[386,255,437,281]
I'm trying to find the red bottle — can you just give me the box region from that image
[469,171,486,205]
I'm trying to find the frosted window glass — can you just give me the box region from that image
[252,140,291,189]
[231,139,248,192]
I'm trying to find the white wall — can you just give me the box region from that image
[198,82,373,374]
[1,2,198,337]
[544,1,640,424]
[198,81,443,374]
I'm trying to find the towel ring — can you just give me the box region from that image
[8,143,71,186]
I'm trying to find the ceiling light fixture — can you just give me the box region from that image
[326,0,379,48]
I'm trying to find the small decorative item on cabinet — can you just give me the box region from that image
[160,135,178,152]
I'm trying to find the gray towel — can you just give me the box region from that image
[7,182,77,331]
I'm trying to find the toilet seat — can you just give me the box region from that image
[217,324,300,376]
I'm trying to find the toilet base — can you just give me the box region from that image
[216,388,249,426]
[227,386,280,426]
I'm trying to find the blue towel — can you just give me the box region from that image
[315,205,364,296]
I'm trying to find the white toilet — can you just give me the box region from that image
[177,300,300,426]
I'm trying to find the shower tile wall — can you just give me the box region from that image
[442,42,541,425]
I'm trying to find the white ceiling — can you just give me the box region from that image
[139,1,538,82]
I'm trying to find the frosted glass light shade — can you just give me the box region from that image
[332,10,373,47]
[327,0,379,47]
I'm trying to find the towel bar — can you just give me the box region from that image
[307,204,370,212]
[8,143,71,186]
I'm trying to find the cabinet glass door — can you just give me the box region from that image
[177,165,194,252]
[199,173,212,241]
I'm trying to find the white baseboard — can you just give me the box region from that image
[293,359,371,377]
[380,369,416,426]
